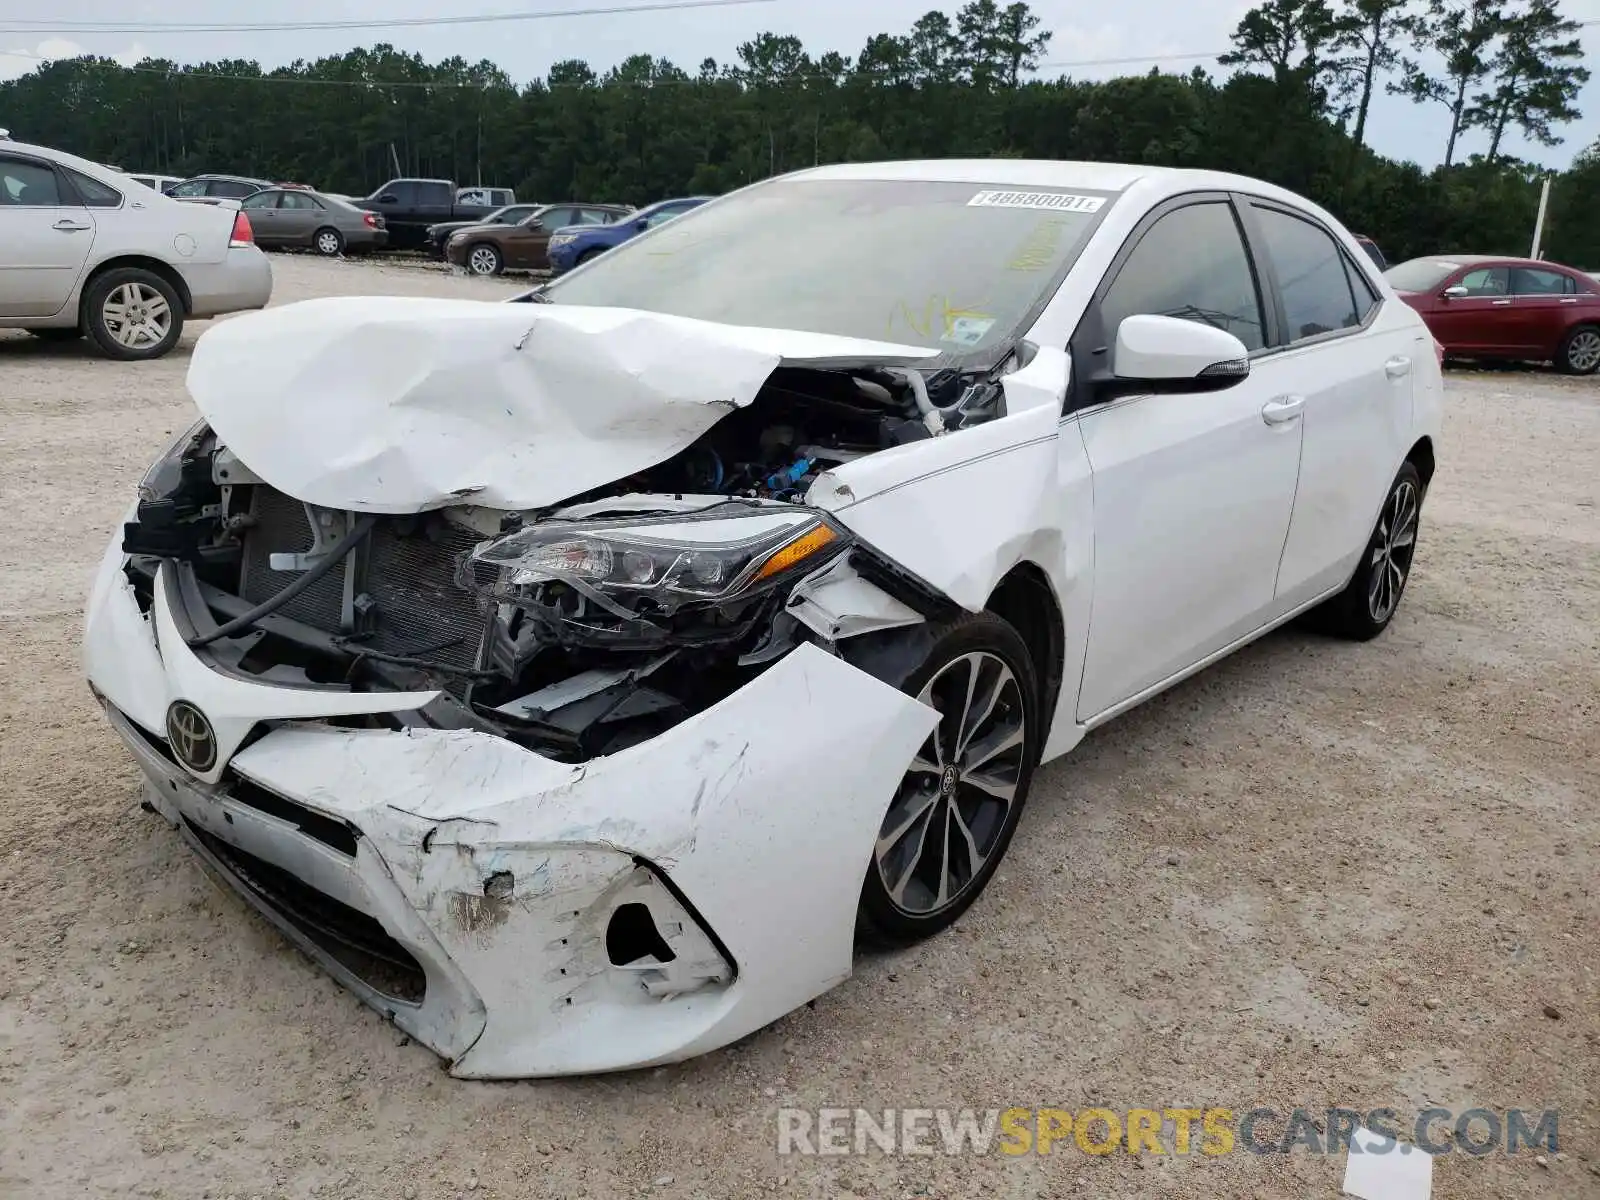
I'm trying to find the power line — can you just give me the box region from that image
[0,0,777,37]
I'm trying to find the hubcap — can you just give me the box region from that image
[1568,330,1600,372]
[102,282,171,349]
[469,247,497,274]
[874,651,1027,917]
[318,232,340,254]
[1367,478,1419,623]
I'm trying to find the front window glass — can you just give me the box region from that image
[1385,259,1470,293]
[1459,267,1509,296]
[168,179,207,197]
[241,191,278,209]
[546,179,1115,353]
[1100,202,1266,351]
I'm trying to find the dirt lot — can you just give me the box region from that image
[1,255,1595,1200]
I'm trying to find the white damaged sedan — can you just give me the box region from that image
[85,160,1441,1078]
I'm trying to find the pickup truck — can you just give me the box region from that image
[354,178,515,251]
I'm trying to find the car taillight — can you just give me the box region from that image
[363,212,379,228]
[229,211,254,247]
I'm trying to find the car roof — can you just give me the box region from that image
[1394,254,1573,271]
[780,159,1337,211]
[3,139,133,183]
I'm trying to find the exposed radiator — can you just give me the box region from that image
[238,487,489,674]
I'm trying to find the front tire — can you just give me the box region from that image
[1309,461,1423,641]
[1557,324,1600,375]
[313,226,344,257]
[82,268,183,361]
[857,613,1039,945]
[466,243,503,276]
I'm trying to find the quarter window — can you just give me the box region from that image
[1100,201,1266,352]
[1254,206,1360,342]
[0,157,64,206]
[1345,254,1381,322]
[65,169,122,208]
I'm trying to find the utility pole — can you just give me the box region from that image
[1530,175,1552,260]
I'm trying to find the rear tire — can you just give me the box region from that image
[1556,324,1600,375]
[313,227,344,257]
[82,268,183,361]
[1307,461,1423,641]
[857,613,1039,946]
[466,243,502,276]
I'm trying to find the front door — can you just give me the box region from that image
[1072,198,1304,721]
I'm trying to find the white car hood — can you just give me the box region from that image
[187,297,936,514]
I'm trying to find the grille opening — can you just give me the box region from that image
[227,776,360,857]
[606,902,677,967]
[186,821,426,1004]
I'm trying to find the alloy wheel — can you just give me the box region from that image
[102,283,172,350]
[1367,478,1419,623]
[1566,329,1600,372]
[468,246,499,275]
[874,651,1028,917]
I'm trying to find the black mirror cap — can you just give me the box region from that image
[1091,361,1250,402]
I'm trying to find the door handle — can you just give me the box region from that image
[1384,355,1412,379]
[1491,299,1511,306]
[53,219,91,232]
[1261,395,1305,425]
[1561,297,1579,304]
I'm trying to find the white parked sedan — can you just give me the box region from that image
[0,139,272,359]
[85,160,1440,1077]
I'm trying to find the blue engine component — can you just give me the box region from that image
[764,456,813,493]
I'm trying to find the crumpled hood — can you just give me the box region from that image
[186,296,935,514]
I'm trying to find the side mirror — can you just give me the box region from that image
[378,193,398,204]
[1441,284,1468,299]
[1101,314,1251,398]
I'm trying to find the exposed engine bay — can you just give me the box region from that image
[124,364,1000,762]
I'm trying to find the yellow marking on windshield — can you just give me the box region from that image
[1005,216,1070,272]
[892,294,993,340]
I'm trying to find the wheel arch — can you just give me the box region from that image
[1405,435,1436,491]
[79,256,193,317]
[984,561,1065,749]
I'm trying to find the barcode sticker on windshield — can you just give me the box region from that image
[968,190,1105,213]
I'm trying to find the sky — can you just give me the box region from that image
[2,0,1599,169]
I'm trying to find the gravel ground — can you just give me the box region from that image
[1,255,1595,1200]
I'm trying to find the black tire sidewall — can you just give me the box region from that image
[1322,460,1424,640]
[314,227,343,256]
[83,268,183,361]
[857,613,1041,945]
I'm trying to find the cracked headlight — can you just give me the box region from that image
[464,502,848,631]
[548,233,578,247]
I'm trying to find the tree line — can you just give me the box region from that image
[4,0,1598,265]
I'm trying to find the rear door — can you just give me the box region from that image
[0,151,97,317]
[1508,265,1587,359]
[1246,201,1418,607]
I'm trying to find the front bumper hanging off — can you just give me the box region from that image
[84,536,937,1078]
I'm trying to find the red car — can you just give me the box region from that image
[1385,254,1600,375]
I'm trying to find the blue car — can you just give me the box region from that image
[545,196,711,274]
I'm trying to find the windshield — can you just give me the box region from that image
[1385,258,1468,293]
[543,178,1114,354]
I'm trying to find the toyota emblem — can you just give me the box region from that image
[165,700,217,774]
